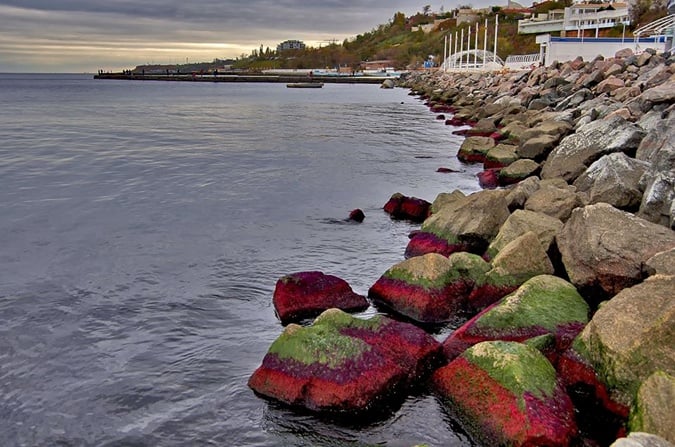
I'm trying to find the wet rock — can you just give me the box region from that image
[573,152,649,210]
[368,253,487,323]
[556,203,675,301]
[273,271,368,323]
[457,136,496,163]
[348,208,365,222]
[405,190,510,258]
[434,341,578,447]
[444,275,589,361]
[484,144,518,169]
[575,275,675,407]
[541,115,646,183]
[629,371,675,444]
[477,168,501,189]
[249,309,443,413]
[383,192,431,222]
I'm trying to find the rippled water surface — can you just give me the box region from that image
[0,74,481,446]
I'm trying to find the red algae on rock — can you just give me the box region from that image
[248,309,443,413]
[433,341,577,447]
[272,271,368,324]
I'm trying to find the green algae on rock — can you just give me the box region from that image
[444,275,589,360]
[434,341,577,446]
[249,308,443,413]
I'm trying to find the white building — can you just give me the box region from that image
[519,2,630,37]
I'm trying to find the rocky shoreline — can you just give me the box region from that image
[248,49,674,447]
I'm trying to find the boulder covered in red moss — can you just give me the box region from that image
[348,208,365,222]
[248,309,443,413]
[443,275,589,361]
[273,271,368,324]
[368,252,490,324]
[433,341,578,446]
[477,168,501,189]
[383,192,431,222]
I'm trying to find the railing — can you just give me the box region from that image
[504,54,542,70]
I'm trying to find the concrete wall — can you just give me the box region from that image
[540,36,669,65]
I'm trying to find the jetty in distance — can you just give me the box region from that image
[94,72,398,85]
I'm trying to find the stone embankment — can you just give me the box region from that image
[249,48,674,447]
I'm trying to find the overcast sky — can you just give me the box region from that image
[0,1,499,73]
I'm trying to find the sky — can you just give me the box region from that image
[0,0,497,73]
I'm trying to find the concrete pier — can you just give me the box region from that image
[94,73,396,84]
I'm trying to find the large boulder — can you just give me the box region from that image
[573,152,649,211]
[575,275,675,408]
[629,371,675,444]
[505,176,541,210]
[434,341,578,447]
[273,271,368,324]
[444,275,589,361]
[636,114,675,228]
[405,190,510,258]
[524,183,585,222]
[518,133,560,160]
[556,203,675,301]
[430,189,465,214]
[541,115,646,183]
[486,209,563,259]
[368,253,489,324]
[484,144,518,169]
[248,309,443,413]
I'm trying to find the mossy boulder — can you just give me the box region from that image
[430,189,465,214]
[273,271,368,324]
[249,309,443,413]
[575,275,675,408]
[629,371,675,444]
[484,144,519,169]
[444,275,589,361]
[467,232,555,312]
[405,190,510,258]
[368,253,489,323]
[433,341,577,446]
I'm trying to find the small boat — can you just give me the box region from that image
[286,82,324,88]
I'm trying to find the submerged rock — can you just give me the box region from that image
[434,341,578,447]
[273,271,368,324]
[249,309,443,413]
[383,192,431,222]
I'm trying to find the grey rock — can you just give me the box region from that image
[541,115,646,182]
[574,152,649,210]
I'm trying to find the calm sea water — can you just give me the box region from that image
[0,74,481,447]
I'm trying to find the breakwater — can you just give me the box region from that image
[94,72,393,84]
[248,48,675,447]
